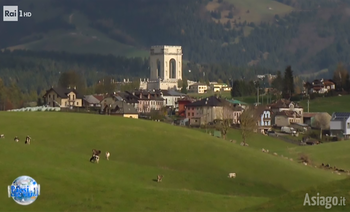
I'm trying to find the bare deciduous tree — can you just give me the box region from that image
[201,107,210,133]
[239,107,258,144]
[313,113,330,139]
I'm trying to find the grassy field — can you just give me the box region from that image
[299,95,350,114]
[241,177,350,211]
[0,112,346,211]
[222,129,350,169]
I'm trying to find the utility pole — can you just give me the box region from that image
[307,95,310,112]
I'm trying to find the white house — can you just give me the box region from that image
[256,107,272,133]
[161,90,186,108]
[188,83,208,94]
[330,112,350,139]
[210,82,231,92]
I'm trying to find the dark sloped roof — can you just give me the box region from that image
[185,96,226,107]
[83,95,100,104]
[161,89,186,96]
[43,87,84,99]
[275,110,302,118]
[111,101,138,114]
[269,99,302,108]
[331,112,350,121]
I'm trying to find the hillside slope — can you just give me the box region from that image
[1,0,350,72]
[0,112,344,211]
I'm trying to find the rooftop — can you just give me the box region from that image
[331,112,350,121]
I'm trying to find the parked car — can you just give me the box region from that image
[281,126,297,134]
[267,131,278,137]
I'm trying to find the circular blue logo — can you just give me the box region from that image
[8,175,40,205]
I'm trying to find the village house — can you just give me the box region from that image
[303,112,331,128]
[177,98,195,117]
[100,92,139,112]
[185,96,234,127]
[101,100,139,119]
[43,87,84,108]
[188,83,208,94]
[303,79,336,94]
[274,110,303,127]
[226,99,247,124]
[269,99,304,119]
[132,90,165,113]
[83,95,103,108]
[255,106,273,133]
[161,89,186,108]
[210,82,231,92]
[330,112,350,139]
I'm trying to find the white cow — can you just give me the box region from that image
[262,148,266,152]
[105,151,110,160]
[0,134,4,138]
[14,136,19,142]
[25,136,31,145]
[228,173,236,178]
[95,155,100,163]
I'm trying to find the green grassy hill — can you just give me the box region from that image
[0,112,345,211]
[241,177,350,211]
[224,128,350,169]
[299,95,350,114]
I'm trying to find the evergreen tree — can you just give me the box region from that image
[271,71,283,91]
[282,66,294,99]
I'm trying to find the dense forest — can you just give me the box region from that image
[1,0,350,73]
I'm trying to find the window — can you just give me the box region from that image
[188,112,190,116]
[192,112,194,116]
[76,102,78,105]
[49,95,51,98]
[348,123,350,129]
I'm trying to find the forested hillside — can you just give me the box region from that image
[1,0,350,73]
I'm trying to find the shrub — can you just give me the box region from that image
[299,153,311,163]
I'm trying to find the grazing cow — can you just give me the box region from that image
[14,136,19,142]
[92,149,101,157]
[303,162,308,166]
[25,136,31,145]
[228,173,236,178]
[157,175,163,182]
[273,152,278,156]
[0,134,4,138]
[262,148,266,152]
[95,155,100,163]
[105,151,110,160]
[90,155,99,163]
[266,149,269,153]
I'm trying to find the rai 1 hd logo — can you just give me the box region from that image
[3,5,32,22]
[8,175,40,205]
